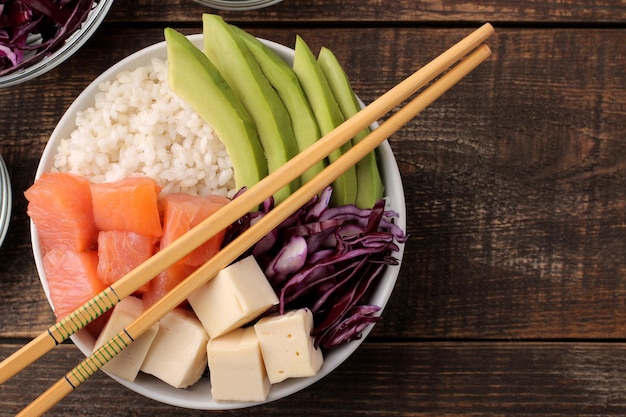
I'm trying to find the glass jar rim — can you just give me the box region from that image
[192,0,284,11]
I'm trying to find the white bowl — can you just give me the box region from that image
[0,0,115,88]
[32,34,406,410]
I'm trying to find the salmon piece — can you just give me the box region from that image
[91,177,163,238]
[159,193,230,267]
[43,248,107,321]
[25,172,98,254]
[97,230,156,293]
[85,309,113,340]
[142,262,196,309]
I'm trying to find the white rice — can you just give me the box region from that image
[52,57,236,198]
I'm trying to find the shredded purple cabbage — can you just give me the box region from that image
[0,0,95,76]
[227,186,406,349]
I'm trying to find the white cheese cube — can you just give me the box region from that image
[188,255,279,338]
[140,308,208,388]
[253,308,323,383]
[207,326,270,402]
[93,296,159,382]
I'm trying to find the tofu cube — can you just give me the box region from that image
[93,296,159,382]
[207,326,270,402]
[188,255,279,338]
[140,308,208,388]
[253,308,323,383]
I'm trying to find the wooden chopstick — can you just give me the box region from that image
[18,42,493,417]
[0,23,494,386]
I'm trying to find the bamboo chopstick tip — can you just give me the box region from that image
[481,22,495,34]
[479,44,492,55]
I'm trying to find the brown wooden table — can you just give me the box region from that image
[2,0,626,415]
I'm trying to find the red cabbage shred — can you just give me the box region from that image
[0,0,95,75]
[225,186,407,349]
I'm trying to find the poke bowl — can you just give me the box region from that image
[0,0,115,87]
[30,28,406,410]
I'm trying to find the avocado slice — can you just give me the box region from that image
[230,25,325,186]
[292,35,357,207]
[202,14,299,204]
[318,46,384,208]
[164,28,267,195]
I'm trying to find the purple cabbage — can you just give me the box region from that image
[228,186,406,349]
[0,0,95,75]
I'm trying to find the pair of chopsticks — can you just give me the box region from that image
[4,23,494,416]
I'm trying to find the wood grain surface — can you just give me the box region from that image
[107,0,626,24]
[1,0,625,415]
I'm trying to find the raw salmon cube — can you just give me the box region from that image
[142,262,196,309]
[97,230,156,290]
[43,248,107,321]
[91,177,163,238]
[25,172,98,254]
[160,193,230,267]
